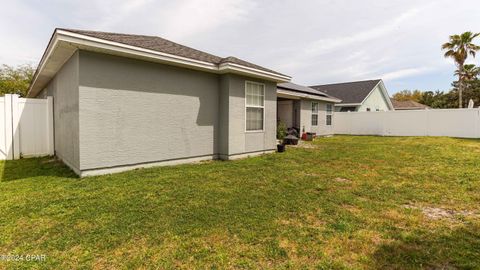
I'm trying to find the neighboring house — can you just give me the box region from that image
[391,99,431,110]
[310,79,394,112]
[28,28,291,176]
[277,82,341,136]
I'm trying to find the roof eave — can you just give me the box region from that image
[335,103,361,107]
[277,89,342,103]
[28,29,290,97]
[219,62,290,83]
[377,80,395,110]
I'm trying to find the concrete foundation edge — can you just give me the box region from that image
[74,149,276,177]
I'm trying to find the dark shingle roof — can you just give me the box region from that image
[277,82,339,99]
[219,56,283,75]
[391,99,430,110]
[309,79,381,104]
[59,28,286,77]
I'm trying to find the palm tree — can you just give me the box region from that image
[455,64,480,82]
[442,32,480,108]
[454,65,480,100]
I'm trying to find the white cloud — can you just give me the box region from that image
[95,0,156,30]
[158,0,256,41]
[381,67,432,81]
[1,0,480,92]
[304,6,423,56]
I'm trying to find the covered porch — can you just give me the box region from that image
[277,97,301,132]
[276,82,342,138]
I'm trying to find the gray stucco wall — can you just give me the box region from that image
[220,74,276,157]
[300,99,334,136]
[37,50,278,174]
[41,52,80,172]
[218,75,230,156]
[78,51,220,170]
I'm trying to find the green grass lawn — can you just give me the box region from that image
[1,136,479,269]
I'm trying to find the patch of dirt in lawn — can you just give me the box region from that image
[278,211,326,230]
[333,177,352,183]
[288,141,318,149]
[279,239,299,259]
[40,158,57,164]
[464,143,480,152]
[403,204,479,222]
[323,230,389,268]
[343,204,362,215]
[301,171,320,177]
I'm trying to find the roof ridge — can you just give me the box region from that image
[310,79,381,88]
[58,28,169,40]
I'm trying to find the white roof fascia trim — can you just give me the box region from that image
[29,30,218,97]
[219,62,291,82]
[277,89,341,103]
[57,30,218,70]
[29,29,291,95]
[378,80,395,110]
[57,30,290,81]
[27,33,61,97]
[334,103,361,107]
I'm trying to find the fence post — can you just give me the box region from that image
[476,108,480,138]
[425,109,429,136]
[46,96,54,155]
[3,94,13,160]
[381,111,386,136]
[11,94,20,159]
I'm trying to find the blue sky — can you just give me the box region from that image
[1,0,480,94]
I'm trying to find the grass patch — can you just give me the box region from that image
[0,136,479,269]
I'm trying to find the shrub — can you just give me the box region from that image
[277,121,287,140]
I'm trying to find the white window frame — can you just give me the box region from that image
[245,81,265,132]
[326,103,333,126]
[311,102,319,126]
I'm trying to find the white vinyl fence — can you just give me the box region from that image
[0,94,54,160]
[334,109,480,138]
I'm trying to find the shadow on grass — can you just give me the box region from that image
[453,137,480,144]
[373,224,480,269]
[0,156,77,182]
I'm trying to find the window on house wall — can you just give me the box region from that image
[311,102,319,126]
[366,108,371,112]
[326,104,333,126]
[245,81,265,131]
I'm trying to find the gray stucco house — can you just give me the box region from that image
[310,79,394,112]
[277,82,341,136]
[27,28,291,176]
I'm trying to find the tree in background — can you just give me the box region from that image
[459,80,480,107]
[452,64,480,107]
[442,32,480,108]
[412,63,480,108]
[455,64,480,82]
[0,64,35,97]
[419,90,450,108]
[392,90,423,102]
